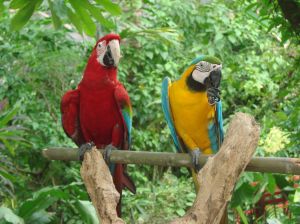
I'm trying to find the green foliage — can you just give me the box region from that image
[6,0,120,36]
[0,207,24,224]
[122,170,196,223]
[0,0,299,223]
[244,0,300,43]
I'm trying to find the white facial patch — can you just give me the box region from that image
[192,69,210,84]
[192,61,222,84]
[96,40,107,66]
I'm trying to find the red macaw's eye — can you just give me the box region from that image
[96,41,106,55]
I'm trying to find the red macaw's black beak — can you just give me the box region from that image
[103,45,115,67]
[204,68,222,105]
[103,39,120,68]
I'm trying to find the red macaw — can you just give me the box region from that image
[61,33,135,216]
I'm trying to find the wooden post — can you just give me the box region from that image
[169,112,260,224]
[80,147,125,224]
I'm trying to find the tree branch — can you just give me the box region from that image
[42,148,300,175]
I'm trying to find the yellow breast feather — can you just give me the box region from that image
[169,67,215,154]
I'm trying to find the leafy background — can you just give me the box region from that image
[0,0,299,223]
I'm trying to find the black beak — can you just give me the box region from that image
[204,69,222,105]
[103,45,115,67]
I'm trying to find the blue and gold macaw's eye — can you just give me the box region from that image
[196,61,211,72]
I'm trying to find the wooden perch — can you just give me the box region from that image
[170,112,260,224]
[43,112,300,224]
[43,148,300,175]
[80,147,125,224]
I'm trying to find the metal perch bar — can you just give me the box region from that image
[42,147,300,175]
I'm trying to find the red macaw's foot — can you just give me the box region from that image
[78,142,95,161]
[103,144,118,164]
[189,148,202,172]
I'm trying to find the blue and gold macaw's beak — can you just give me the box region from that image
[204,65,222,105]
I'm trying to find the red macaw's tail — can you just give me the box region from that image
[113,164,136,217]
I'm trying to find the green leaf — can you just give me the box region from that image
[75,200,99,224]
[26,210,53,224]
[69,0,96,36]
[266,174,276,194]
[294,188,300,203]
[18,187,67,221]
[32,186,69,200]
[253,181,268,204]
[10,0,41,31]
[231,183,256,207]
[18,196,57,220]
[66,7,83,34]
[0,207,24,224]
[176,208,185,216]
[9,0,27,9]
[0,169,17,182]
[274,175,290,189]
[0,0,5,13]
[228,35,237,44]
[0,138,15,155]
[0,106,19,128]
[95,0,121,16]
[235,206,249,224]
[86,4,115,29]
[48,0,62,29]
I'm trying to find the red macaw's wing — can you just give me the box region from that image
[61,89,85,146]
[114,83,133,151]
[113,83,136,195]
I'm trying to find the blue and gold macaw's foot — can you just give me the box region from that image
[78,141,95,161]
[190,148,202,172]
[104,144,118,164]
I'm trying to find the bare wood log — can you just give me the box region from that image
[42,148,300,175]
[80,147,125,224]
[169,112,260,224]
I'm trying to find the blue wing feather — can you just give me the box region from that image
[208,101,224,153]
[161,77,182,152]
[217,101,224,144]
[122,109,132,145]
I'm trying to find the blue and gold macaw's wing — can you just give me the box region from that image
[208,101,224,153]
[161,77,183,153]
[216,100,224,145]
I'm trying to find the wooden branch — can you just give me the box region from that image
[42,148,300,175]
[80,147,125,224]
[170,112,260,224]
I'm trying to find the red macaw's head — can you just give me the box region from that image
[94,33,121,68]
[82,34,121,85]
[85,33,121,71]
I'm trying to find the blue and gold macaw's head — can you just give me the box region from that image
[186,55,222,105]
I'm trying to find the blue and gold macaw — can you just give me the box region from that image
[161,55,224,190]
